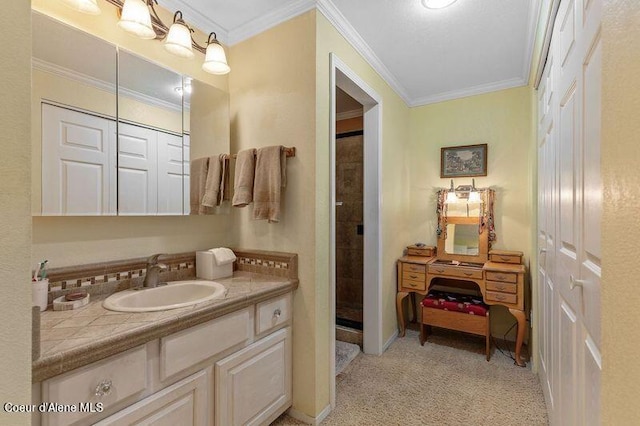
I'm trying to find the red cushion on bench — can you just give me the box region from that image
[421,291,489,317]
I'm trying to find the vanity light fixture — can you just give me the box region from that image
[445,179,458,204]
[164,11,194,58]
[69,0,231,75]
[468,179,482,204]
[421,0,458,9]
[58,0,101,15]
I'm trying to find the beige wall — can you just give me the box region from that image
[316,6,412,408]
[0,1,32,424]
[601,0,640,422]
[228,11,319,416]
[31,0,233,267]
[409,86,534,337]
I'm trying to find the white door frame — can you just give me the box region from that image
[329,53,383,408]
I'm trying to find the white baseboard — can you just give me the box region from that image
[287,405,332,425]
[382,330,399,353]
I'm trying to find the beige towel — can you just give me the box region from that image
[232,149,256,207]
[190,157,209,215]
[202,156,222,207]
[219,154,230,202]
[253,145,287,222]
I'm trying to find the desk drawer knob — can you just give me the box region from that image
[500,256,511,262]
[495,294,506,301]
[94,379,112,398]
[463,272,473,276]
[496,275,506,281]
[435,268,445,273]
[273,308,282,319]
[409,274,419,279]
[408,282,417,287]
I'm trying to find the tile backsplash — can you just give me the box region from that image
[42,249,298,307]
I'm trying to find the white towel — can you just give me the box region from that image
[208,247,236,266]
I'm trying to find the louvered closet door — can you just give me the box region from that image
[539,0,602,424]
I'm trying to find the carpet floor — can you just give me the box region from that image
[272,328,548,425]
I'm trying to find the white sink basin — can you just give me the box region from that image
[103,280,227,312]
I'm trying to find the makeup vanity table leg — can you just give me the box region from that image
[396,291,409,337]
[509,308,527,367]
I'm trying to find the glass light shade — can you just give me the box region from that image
[118,0,155,40]
[58,0,101,15]
[165,22,194,58]
[202,42,230,75]
[445,191,458,204]
[468,191,482,204]
[422,0,458,9]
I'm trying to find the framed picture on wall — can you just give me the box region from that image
[440,143,488,178]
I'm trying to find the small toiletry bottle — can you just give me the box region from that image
[33,279,49,312]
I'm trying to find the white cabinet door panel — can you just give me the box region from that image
[157,132,184,215]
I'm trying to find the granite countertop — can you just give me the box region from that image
[33,271,298,383]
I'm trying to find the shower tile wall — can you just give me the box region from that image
[336,134,364,321]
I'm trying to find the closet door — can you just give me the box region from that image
[41,104,116,215]
[157,131,184,215]
[538,0,602,424]
[117,122,158,215]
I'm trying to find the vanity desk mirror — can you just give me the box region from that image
[396,185,528,366]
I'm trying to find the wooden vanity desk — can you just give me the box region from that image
[396,187,528,366]
[397,254,528,367]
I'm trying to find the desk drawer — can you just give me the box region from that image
[486,291,517,305]
[428,264,483,280]
[402,278,426,291]
[403,271,426,282]
[403,263,426,274]
[485,271,517,283]
[486,281,517,294]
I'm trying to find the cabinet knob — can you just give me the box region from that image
[409,274,419,279]
[273,308,282,319]
[94,379,112,397]
[463,272,473,276]
[496,275,506,281]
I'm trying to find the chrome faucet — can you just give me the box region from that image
[143,254,167,288]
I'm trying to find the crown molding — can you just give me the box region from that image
[228,0,316,45]
[523,0,542,86]
[158,0,230,45]
[316,0,412,106]
[409,77,528,107]
[32,58,116,93]
[336,109,363,121]
[33,58,182,113]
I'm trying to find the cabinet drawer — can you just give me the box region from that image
[402,263,426,274]
[42,346,147,426]
[489,250,523,264]
[402,278,426,291]
[485,271,517,283]
[256,293,292,336]
[428,264,483,280]
[161,308,251,380]
[486,281,517,294]
[486,291,517,305]
[403,271,426,282]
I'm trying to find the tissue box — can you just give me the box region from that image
[196,251,233,280]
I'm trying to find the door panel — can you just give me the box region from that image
[558,300,578,425]
[41,104,116,215]
[118,123,158,215]
[157,132,184,215]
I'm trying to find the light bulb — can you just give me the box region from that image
[118,0,155,40]
[165,13,194,58]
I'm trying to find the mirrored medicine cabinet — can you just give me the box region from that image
[32,11,230,216]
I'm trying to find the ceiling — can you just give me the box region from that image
[158,0,541,107]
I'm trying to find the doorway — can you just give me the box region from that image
[335,87,364,336]
[329,53,383,409]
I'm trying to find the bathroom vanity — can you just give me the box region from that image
[32,251,297,426]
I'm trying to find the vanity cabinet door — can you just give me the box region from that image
[94,370,208,426]
[215,327,292,426]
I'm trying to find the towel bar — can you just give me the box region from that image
[230,146,295,159]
